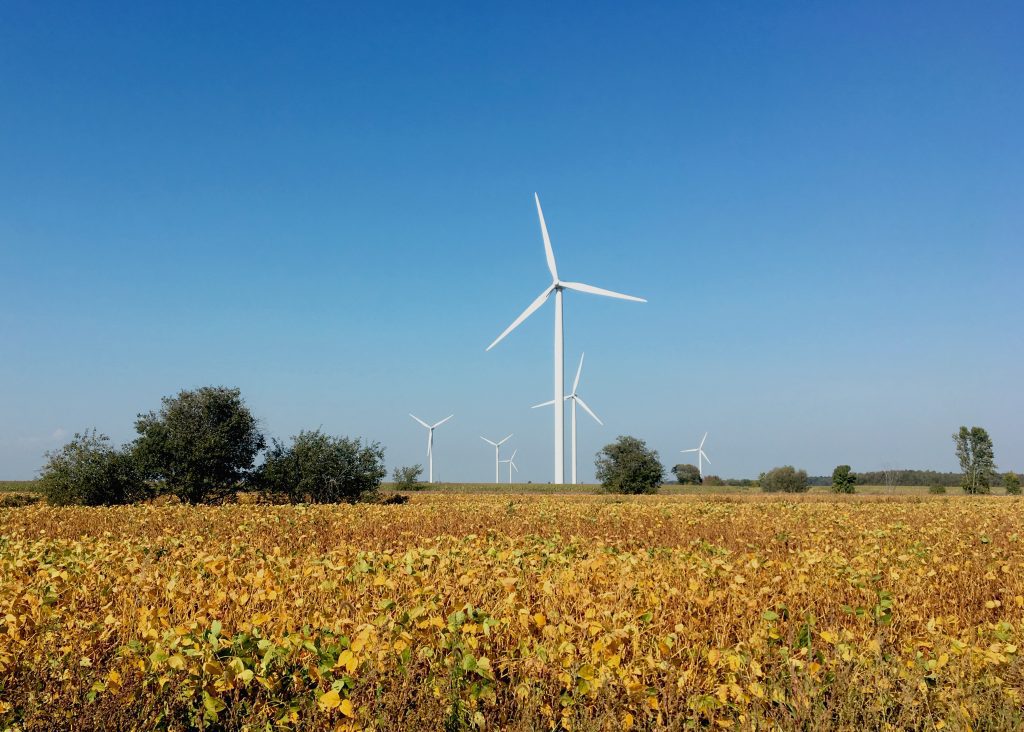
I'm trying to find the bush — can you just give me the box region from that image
[702,475,725,486]
[260,430,386,503]
[133,386,266,504]
[672,463,701,485]
[760,466,810,493]
[39,430,148,506]
[1004,472,1021,495]
[929,483,947,495]
[831,464,856,494]
[595,436,664,494]
[393,465,425,491]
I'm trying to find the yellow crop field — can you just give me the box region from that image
[1,494,1022,731]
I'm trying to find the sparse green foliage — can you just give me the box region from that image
[595,436,664,494]
[133,386,266,504]
[953,426,996,495]
[393,464,425,491]
[39,430,147,506]
[760,466,810,493]
[929,483,947,495]
[260,429,387,503]
[1004,472,1021,496]
[672,463,702,485]
[831,465,856,494]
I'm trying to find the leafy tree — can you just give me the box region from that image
[760,466,810,493]
[260,430,386,503]
[928,483,947,495]
[39,430,147,506]
[953,426,996,495]
[831,465,856,494]
[672,463,702,485]
[1004,472,1021,496]
[393,464,425,491]
[595,436,664,494]
[133,386,266,503]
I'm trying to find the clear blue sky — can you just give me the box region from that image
[2,2,1021,482]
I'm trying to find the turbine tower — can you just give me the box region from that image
[533,353,603,484]
[486,194,646,484]
[681,432,711,479]
[499,448,519,484]
[409,413,453,484]
[480,434,513,484]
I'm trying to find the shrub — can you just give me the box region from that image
[1004,472,1021,495]
[929,483,947,495]
[260,430,386,503]
[39,430,147,506]
[672,463,701,485]
[760,466,810,493]
[831,465,856,494]
[702,475,725,487]
[393,465,425,491]
[595,436,664,494]
[133,386,266,504]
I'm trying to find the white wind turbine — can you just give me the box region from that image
[681,432,711,479]
[480,434,513,484]
[486,194,646,484]
[532,353,602,484]
[409,413,453,484]
[499,448,519,484]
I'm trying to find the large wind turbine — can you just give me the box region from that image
[499,448,519,484]
[533,353,603,484]
[681,432,711,479]
[480,434,513,484]
[409,413,453,483]
[486,194,645,483]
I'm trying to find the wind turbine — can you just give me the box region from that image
[499,448,519,484]
[480,434,513,484]
[486,194,646,484]
[533,353,602,484]
[681,432,711,479]
[409,413,453,484]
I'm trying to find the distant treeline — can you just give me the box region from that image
[806,470,1011,487]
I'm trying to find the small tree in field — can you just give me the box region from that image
[831,465,856,494]
[393,465,425,491]
[953,426,996,495]
[260,430,386,503]
[672,463,701,485]
[595,436,664,494]
[1004,472,1021,496]
[760,466,810,493]
[39,430,147,506]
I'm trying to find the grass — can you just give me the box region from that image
[0,480,40,493]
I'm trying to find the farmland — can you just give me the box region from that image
[1,494,1022,730]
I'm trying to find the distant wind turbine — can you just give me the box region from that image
[533,353,602,484]
[486,194,646,484]
[480,434,513,484]
[499,448,519,484]
[681,432,711,479]
[409,413,453,484]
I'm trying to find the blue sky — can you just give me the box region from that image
[1,2,1021,482]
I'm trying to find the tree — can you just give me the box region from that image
[133,386,265,503]
[702,475,725,486]
[831,465,856,494]
[672,463,702,485]
[953,426,996,495]
[1004,472,1021,496]
[393,465,425,491]
[259,430,386,503]
[760,466,810,493]
[39,430,147,506]
[595,436,664,494]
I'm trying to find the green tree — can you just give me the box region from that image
[760,466,810,493]
[595,436,664,494]
[260,430,387,503]
[953,426,996,495]
[39,430,147,506]
[672,463,702,485]
[831,465,856,494]
[1004,471,1021,496]
[393,464,425,491]
[133,386,266,503]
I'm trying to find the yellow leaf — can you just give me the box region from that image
[533,613,546,629]
[621,712,634,730]
[340,699,354,718]
[319,690,342,711]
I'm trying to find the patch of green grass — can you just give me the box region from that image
[0,480,41,493]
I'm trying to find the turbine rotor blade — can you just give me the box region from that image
[498,434,513,445]
[432,414,454,428]
[409,414,430,428]
[681,448,698,453]
[531,400,556,409]
[574,396,603,426]
[701,450,711,464]
[486,285,554,351]
[572,352,584,394]
[560,281,646,302]
[535,193,558,281]
[480,437,498,446]
[700,432,708,448]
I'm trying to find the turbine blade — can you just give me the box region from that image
[701,450,711,464]
[480,436,498,446]
[535,193,558,281]
[700,432,708,448]
[531,400,556,409]
[510,449,517,459]
[432,414,454,428]
[498,434,513,445]
[572,352,584,394]
[427,430,433,457]
[409,413,429,428]
[681,448,698,453]
[486,285,554,351]
[575,396,603,426]
[560,281,646,302]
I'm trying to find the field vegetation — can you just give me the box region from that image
[1,494,1021,730]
